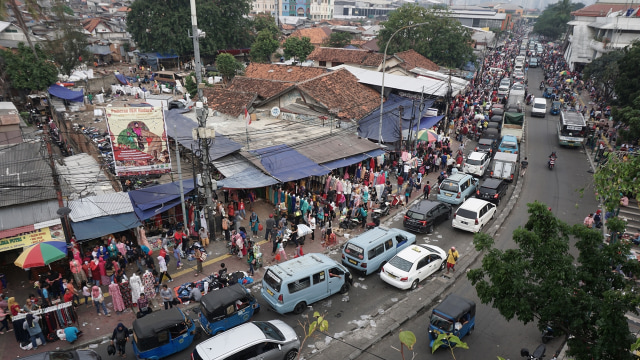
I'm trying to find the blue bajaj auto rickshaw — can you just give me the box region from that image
[132,307,198,360]
[428,294,476,350]
[550,101,561,115]
[197,283,259,336]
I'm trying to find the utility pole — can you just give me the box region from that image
[398,106,404,153]
[443,70,453,136]
[190,0,216,237]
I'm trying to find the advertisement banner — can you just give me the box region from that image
[105,107,171,176]
[0,224,65,253]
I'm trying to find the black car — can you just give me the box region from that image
[476,178,508,205]
[476,137,499,156]
[403,200,452,233]
[22,350,102,360]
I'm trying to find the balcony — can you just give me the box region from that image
[589,39,612,53]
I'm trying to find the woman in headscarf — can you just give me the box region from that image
[249,212,260,237]
[111,322,130,358]
[23,313,46,349]
[91,285,110,316]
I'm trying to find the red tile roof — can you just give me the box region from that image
[203,88,257,117]
[82,18,109,33]
[361,39,380,52]
[227,77,294,100]
[116,6,130,12]
[297,68,380,120]
[244,63,328,82]
[288,26,332,46]
[281,24,295,30]
[307,47,384,67]
[572,3,631,16]
[395,49,440,72]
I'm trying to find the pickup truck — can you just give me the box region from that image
[501,112,525,142]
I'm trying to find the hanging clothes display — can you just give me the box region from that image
[13,301,77,345]
[119,281,133,308]
[109,282,126,312]
[129,273,143,304]
[141,271,156,299]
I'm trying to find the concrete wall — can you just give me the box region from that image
[85,73,119,94]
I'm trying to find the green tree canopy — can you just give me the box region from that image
[250,29,279,63]
[2,43,58,92]
[252,14,280,39]
[45,1,89,76]
[323,32,353,48]
[593,147,640,211]
[468,202,640,360]
[282,36,314,62]
[615,40,640,105]
[533,0,584,40]
[126,0,253,56]
[583,50,623,105]
[216,53,242,82]
[377,4,474,68]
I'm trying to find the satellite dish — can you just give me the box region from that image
[271,107,281,117]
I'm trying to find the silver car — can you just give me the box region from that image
[192,320,300,360]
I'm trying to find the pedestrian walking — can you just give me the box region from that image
[222,216,231,243]
[0,307,9,334]
[247,249,256,276]
[423,181,431,200]
[276,239,287,261]
[198,227,210,247]
[265,214,275,241]
[111,323,130,358]
[157,255,173,283]
[91,286,110,316]
[160,284,174,309]
[23,314,46,350]
[249,211,260,237]
[446,247,459,275]
[520,157,528,177]
[194,244,206,276]
[584,213,595,229]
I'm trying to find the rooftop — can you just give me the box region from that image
[227,77,294,102]
[243,63,328,82]
[307,47,384,67]
[203,88,258,117]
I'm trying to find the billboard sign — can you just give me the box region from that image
[105,107,171,176]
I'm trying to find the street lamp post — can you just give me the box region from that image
[378,22,430,146]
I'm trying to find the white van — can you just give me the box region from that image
[261,254,352,314]
[531,98,547,117]
[452,198,497,233]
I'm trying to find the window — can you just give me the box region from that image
[329,267,344,278]
[319,61,327,67]
[287,277,311,293]
[313,271,325,284]
[396,235,408,247]
[367,244,384,260]
[384,239,393,250]
[417,256,430,269]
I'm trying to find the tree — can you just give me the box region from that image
[184,72,198,97]
[252,14,280,39]
[216,53,242,82]
[583,50,623,104]
[615,40,640,105]
[533,0,584,40]
[612,95,640,142]
[323,32,352,48]
[2,43,58,93]
[377,4,474,68]
[593,148,640,211]
[126,0,253,56]
[297,312,329,359]
[468,202,640,360]
[44,1,90,76]
[282,36,315,63]
[250,29,279,63]
[1,0,43,59]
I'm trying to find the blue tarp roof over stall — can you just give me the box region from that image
[164,109,243,161]
[48,85,84,102]
[70,213,141,241]
[128,180,195,220]
[115,73,129,85]
[249,145,330,182]
[321,148,386,170]
[357,94,435,143]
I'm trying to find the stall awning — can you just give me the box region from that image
[48,85,84,102]
[68,193,135,223]
[418,115,445,131]
[213,153,279,189]
[321,148,385,170]
[128,180,195,220]
[249,145,330,183]
[70,213,141,241]
[115,73,129,85]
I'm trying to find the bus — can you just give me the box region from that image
[558,111,587,147]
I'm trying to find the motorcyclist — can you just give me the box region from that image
[437,172,447,184]
[548,152,557,167]
[540,81,544,90]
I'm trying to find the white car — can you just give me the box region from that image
[452,198,497,233]
[380,244,446,290]
[463,151,490,177]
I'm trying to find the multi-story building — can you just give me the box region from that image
[565,1,640,71]
[252,0,278,15]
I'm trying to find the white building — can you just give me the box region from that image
[565,1,640,71]
[251,0,277,15]
[310,0,333,20]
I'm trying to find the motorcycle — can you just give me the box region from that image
[521,344,546,360]
[548,157,556,170]
[541,325,556,344]
[389,194,405,208]
[539,82,545,90]
[373,201,390,218]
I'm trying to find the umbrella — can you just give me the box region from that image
[559,70,568,76]
[566,79,574,83]
[297,224,312,237]
[14,241,68,269]
[416,129,438,142]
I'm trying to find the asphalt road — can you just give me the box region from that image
[84,67,599,360]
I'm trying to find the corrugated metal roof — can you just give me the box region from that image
[0,142,57,207]
[56,154,114,200]
[68,192,135,222]
[0,199,61,231]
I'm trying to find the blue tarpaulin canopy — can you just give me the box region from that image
[115,73,129,85]
[357,94,435,143]
[250,145,330,182]
[128,180,195,220]
[48,85,84,102]
[138,52,179,71]
[321,148,386,170]
[70,213,142,241]
[418,115,445,131]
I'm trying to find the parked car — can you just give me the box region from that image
[380,244,447,290]
[498,135,519,154]
[529,57,539,67]
[191,320,300,360]
[475,137,498,156]
[513,71,525,81]
[403,200,452,234]
[436,173,480,206]
[462,151,490,177]
[342,227,415,275]
[451,198,497,233]
[476,178,508,205]
[22,350,101,360]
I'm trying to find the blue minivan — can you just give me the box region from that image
[436,173,480,205]
[342,227,416,275]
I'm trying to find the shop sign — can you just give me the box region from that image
[0,225,65,252]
